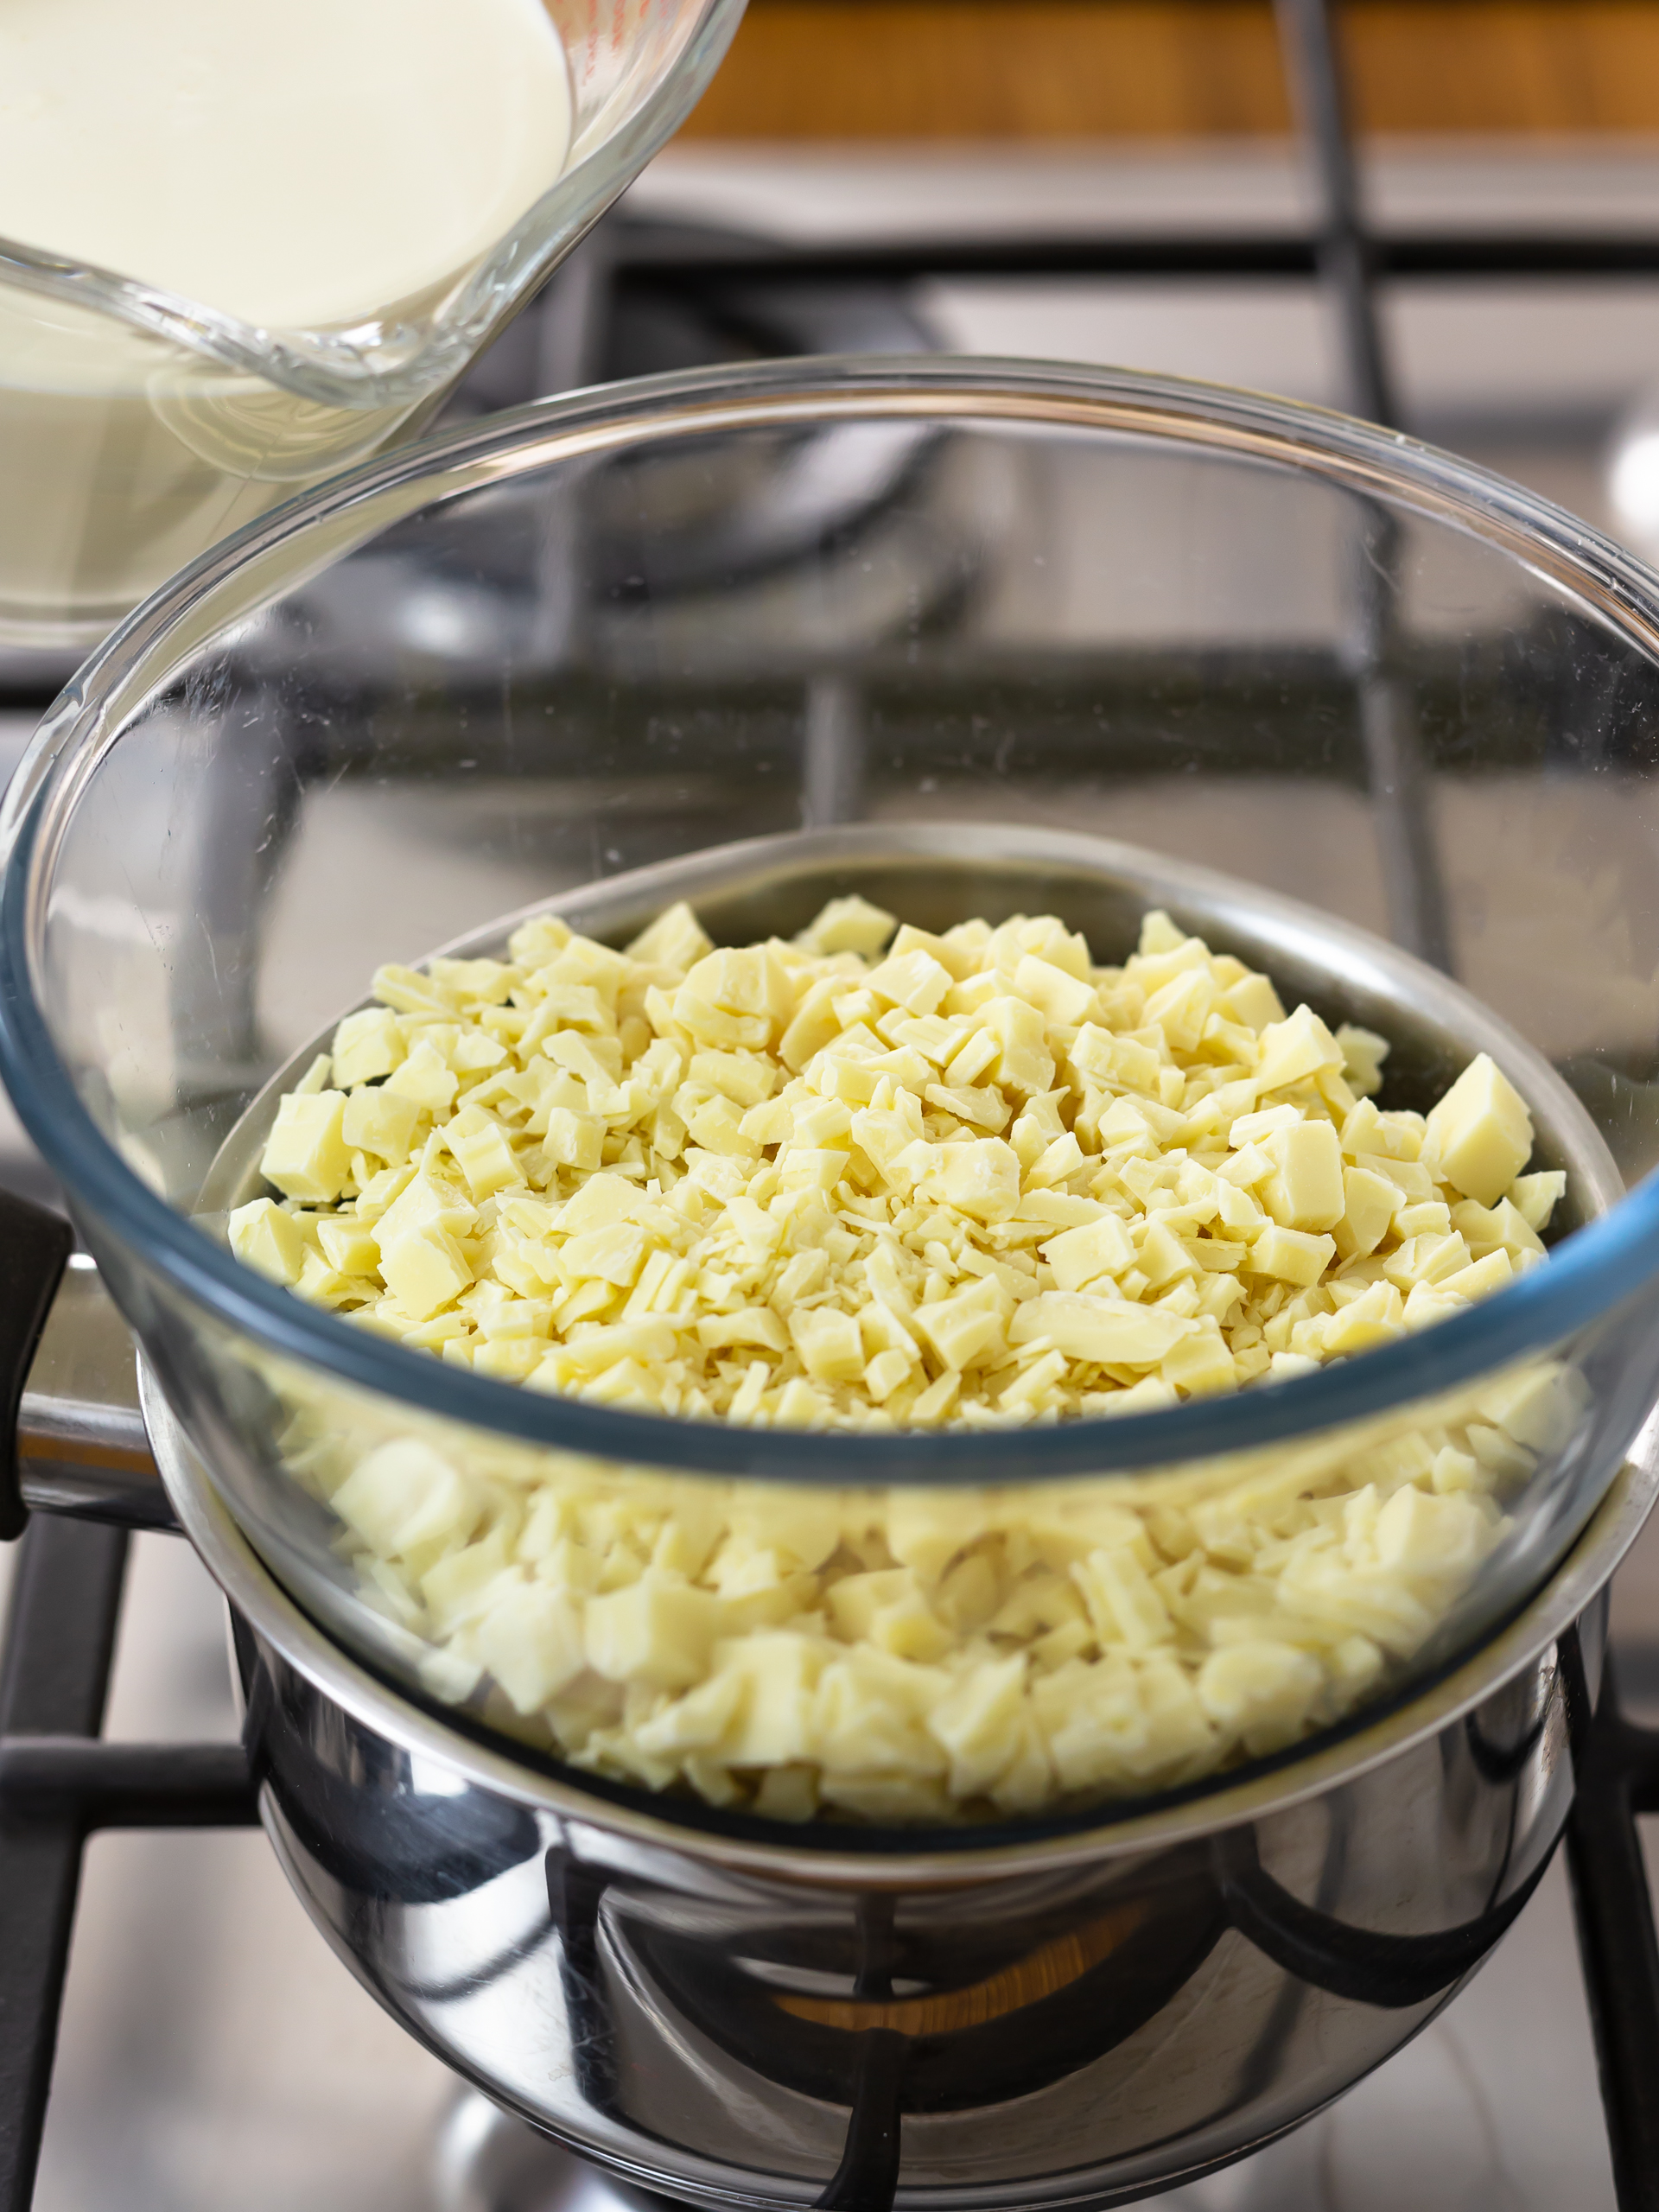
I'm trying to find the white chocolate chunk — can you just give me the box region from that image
[333,1440,474,1559]
[1336,1023,1389,1098]
[316,1217,382,1277]
[1509,1169,1567,1234]
[1249,1224,1336,1286]
[791,1307,867,1383]
[260,1090,352,1204]
[1255,1005,1343,1093]
[1198,1640,1323,1753]
[627,899,715,972]
[586,1573,724,1689]
[343,1085,423,1166]
[797,895,897,957]
[228,1197,308,1285]
[1259,1120,1345,1233]
[1009,1293,1192,1366]
[868,947,955,1017]
[1041,1214,1135,1292]
[445,1104,525,1198]
[913,1278,1008,1370]
[1332,1164,1399,1260]
[1424,1053,1534,1208]
[385,1039,459,1116]
[476,1580,586,1713]
[1014,952,1097,1028]
[332,1007,405,1087]
[932,1137,1023,1223]
[380,1222,474,1320]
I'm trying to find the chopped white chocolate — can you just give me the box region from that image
[1509,1169,1567,1235]
[230,892,1574,1824]
[259,1090,352,1205]
[228,1196,308,1285]
[331,1007,406,1089]
[1336,1024,1389,1100]
[1259,1121,1345,1233]
[1424,1052,1534,1208]
[797,894,899,958]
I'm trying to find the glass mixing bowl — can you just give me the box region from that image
[5,356,1659,1839]
[0,0,746,647]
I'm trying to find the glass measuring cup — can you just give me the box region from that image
[0,0,747,649]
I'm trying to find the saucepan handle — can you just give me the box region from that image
[0,1191,175,1536]
[1213,1824,1547,2008]
[0,1186,73,1540]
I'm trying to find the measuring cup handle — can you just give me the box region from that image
[0,1189,72,1540]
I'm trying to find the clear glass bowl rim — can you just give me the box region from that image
[5,351,1659,1487]
[0,0,748,410]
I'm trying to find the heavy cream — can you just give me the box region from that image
[0,0,575,638]
[0,0,574,327]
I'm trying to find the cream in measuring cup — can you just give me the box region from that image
[0,0,574,640]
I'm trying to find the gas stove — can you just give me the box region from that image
[10,5,1659,2206]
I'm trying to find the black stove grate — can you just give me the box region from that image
[0,1516,260,2212]
[1564,1674,1659,2211]
[6,3,1659,2207]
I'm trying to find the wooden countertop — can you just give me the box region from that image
[680,1,1659,138]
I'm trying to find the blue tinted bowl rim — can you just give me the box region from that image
[4,352,1659,1485]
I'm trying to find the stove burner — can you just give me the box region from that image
[431,2018,1520,2212]
[435,2092,684,2212]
